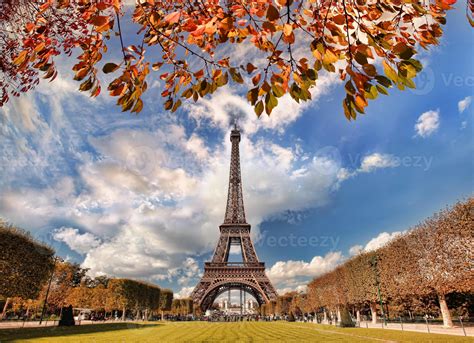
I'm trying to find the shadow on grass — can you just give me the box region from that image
[0,322,162,341]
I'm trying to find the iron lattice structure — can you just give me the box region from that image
[191,126,278,311]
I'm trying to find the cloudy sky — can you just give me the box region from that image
[0,6,472,299]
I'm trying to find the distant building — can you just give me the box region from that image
[216,298,257,314]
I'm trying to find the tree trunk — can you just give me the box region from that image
[339,305,355,327]
[438,293,453,328]
[356,309,361,324]
[370,302,377,324]
[1,298,10,320]
[323,310,327,324]
[122,306,126,321]
[336,306,341,324]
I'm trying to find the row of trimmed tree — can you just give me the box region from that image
[171,298,194,316]
[259,292,312,322]
[65,278,172,320]
[0,221,178,320]
[304,198,473,327]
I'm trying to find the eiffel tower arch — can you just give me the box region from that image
[191,126,278,311]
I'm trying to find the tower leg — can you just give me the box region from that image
[240,288,243,315]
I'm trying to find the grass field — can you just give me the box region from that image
[0,321,471,342]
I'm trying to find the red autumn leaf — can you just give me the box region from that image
[164,11,181,25]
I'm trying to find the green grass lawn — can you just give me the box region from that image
[0,321,471,342]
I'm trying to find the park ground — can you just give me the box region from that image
[0,321,472,342]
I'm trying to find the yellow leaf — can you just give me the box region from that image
[355,95,368,109]
[323,49,338,64]
[13,50,28,66]
[283,24,292,37]
[382,60,399,83]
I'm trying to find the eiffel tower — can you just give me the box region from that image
[191,125,278,312]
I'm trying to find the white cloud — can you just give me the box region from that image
[177,257,201,285]
[0,120,346,281]
[184,73,339,136]
[53,227,101,255]
[266,252,343,288]
[358,153,399,173]
[458,96,472,114]
[277,285,307,295]
[414,109,440,138]
[348,245,364,256]
[175,286,195,299]
[349,231,404,255]
[0,50,400,291]
[364,231,403,251]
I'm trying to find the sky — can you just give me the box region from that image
[0,5,473,299]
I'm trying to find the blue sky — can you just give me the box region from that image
[0,6,472,297]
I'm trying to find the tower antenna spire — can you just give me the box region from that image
[225,122,245,224]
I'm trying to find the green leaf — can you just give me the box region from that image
[376,85,388,95]
[343,97,355,120]
[229,68,244,84]
[306,69,318,81]
[271,84,285,98]
[265,92,278,115]
[255,100,264,117]
[375,75,392,88]
[216,72,228,87]
[181,88,193,99]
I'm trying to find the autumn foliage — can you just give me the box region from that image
[0,0,464,119]
[0,226,173,320]
[306,198,473,327]
[171,298,194,315]
[0,222,55,300]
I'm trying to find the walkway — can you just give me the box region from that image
[0,319,124,329]
[315,320,473,337]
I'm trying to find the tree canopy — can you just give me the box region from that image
[0,221,55,300]
[1,0,469,119]
[306,198,474,327]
